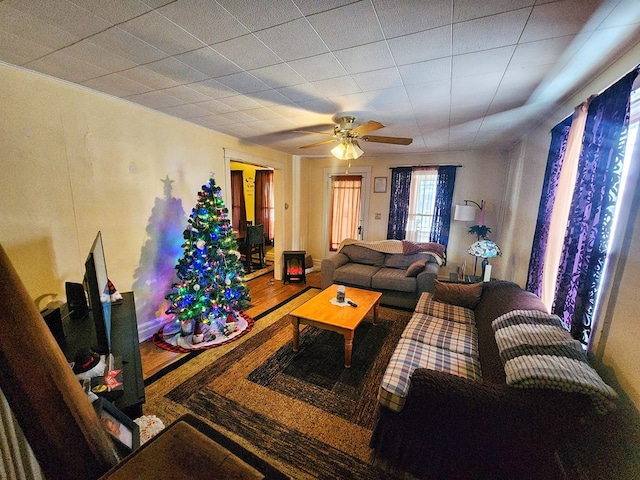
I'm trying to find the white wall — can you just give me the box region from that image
[0,64,290,339]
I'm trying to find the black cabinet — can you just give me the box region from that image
[62,292,145,418]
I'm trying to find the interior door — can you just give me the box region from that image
[329,175,363,251]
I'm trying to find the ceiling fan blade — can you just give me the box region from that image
[351,120,384,136]
[299,138,337,149]
[293,129,334,136]
[361,135,413,145]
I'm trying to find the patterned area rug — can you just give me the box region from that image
[144,289,412,479]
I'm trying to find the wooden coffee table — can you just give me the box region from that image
[289,285,382,368]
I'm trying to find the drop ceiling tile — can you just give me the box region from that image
[216,94,263,111]
[521,0,603,42]
[25,50,109,83]
[215,0,302,31]
[453,0,534,23]
[310,76,361,96]
[0,3,79,50]
[375,0,452,37]
[406,80,451,106]
[158,0,249,45]
[252,89,295,107]
[126,90,185,109]
[293,0,356,16]
[196,99,236,114]
[288,53,347,82]
[62,40,137,72]
[250,63,307,89]
[219,110,256,123]
[307,2,384,50]
[0,31,54,65]
[69,0,153,24]
[398,57,451,85]
[119,10,205,56]
[159,103,212,118]
[144,57,209,84]
[600,0,640,28]
[190,114,235,129]
[295,97,339,115]
[333,41,395,74]
[215,71,272,94]
[453,8,530,55]
[509,35,575,68]
[4,0,111,37]
[352,67,403,92]
[451,71,503,105]
[160,85,213,103]
[254,18,328,62]
[276,83,323,102]
[89,27,167,64]
[365,86,411,108]
[243,107,284,120]
[189,78,239,99]
[175,47,242,78]
[120,65,179,90]
[212,34,282,70]
[387,26,452,65]
[326,92,371,112]
[81,73,150,97]
[452,45,515,78]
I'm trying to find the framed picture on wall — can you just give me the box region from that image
[374,177,387,193]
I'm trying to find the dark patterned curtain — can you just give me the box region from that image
[387,167,412,240]
[255,170,274,243]
[525,117,573,296]
[553,69,638,343]
[429,165,457,246]
[230,170,247,232]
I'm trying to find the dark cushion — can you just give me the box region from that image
[405,259,427,277]
[340,245,386,266]
[433,280,483,309]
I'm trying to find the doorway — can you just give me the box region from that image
[323,166,371,259]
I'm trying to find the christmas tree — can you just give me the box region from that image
[165,175,250,335]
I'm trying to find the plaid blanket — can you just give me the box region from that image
[492,310,618,414]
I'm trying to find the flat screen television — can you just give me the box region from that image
[84,231,112,355]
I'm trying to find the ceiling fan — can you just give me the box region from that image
[295,116,413,159]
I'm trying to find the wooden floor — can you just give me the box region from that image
[140,270,322,379]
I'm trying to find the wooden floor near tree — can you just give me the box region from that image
[139,271,322,379]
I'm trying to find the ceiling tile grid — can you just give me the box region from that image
[0,0,638,156]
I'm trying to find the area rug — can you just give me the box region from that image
[144,290,412,480]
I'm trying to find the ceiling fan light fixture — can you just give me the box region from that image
[331,139,363,160]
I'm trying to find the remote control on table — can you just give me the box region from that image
[347,300,357,307]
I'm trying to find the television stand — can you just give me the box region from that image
[62,292,145,418]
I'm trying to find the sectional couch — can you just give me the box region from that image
[370,280,619,479]
[320,239,445,310]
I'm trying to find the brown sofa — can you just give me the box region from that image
[370,280,617,480]
[320,240,444,310]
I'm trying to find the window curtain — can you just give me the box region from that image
[540,102,591,309]
[526,117,573,296]
[329,175,362,251]
[430,165,457,245]
[553,69,638,343]
[254,170,274,244]
[387,167,412,240]
[230,170,247,232]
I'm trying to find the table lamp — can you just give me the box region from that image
[467,239,501,282]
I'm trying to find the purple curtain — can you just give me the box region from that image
[387,167,412,240]
[429,166,457,246]
[525,117,573,296]
[553,69,638,343]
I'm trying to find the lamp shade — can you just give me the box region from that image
[331,139,363,160]
[454,204,477,222]
[467,239,501,258]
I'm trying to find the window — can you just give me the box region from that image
[405,168,437,242]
